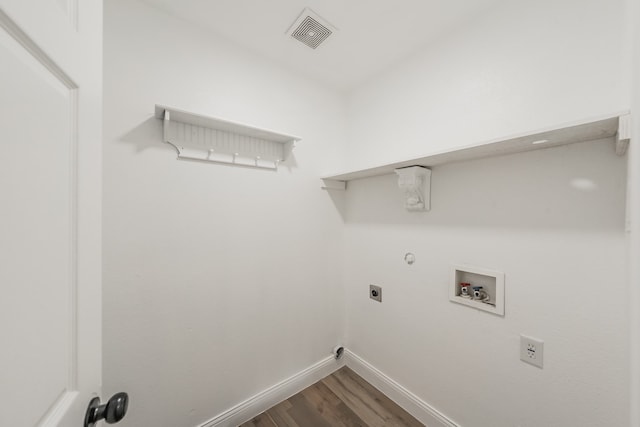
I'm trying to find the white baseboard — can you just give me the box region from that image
[344,350,460,427]
[197,355,344,427]
[196,350,458,427]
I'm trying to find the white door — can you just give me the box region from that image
[0,1,104,426]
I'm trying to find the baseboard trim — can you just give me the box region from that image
[345,350,460,427]
[197,355,344,427]
[196,350,458,427]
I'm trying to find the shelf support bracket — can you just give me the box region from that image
[162,110,170,143]
[394,166,431,211]
[321,179,346,191]
[616,113,631,156]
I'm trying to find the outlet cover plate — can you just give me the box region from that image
[369,284,382,302]
[520,335,544,368]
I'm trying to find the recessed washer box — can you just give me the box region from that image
[449,264,505,316]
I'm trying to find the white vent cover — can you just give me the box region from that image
[287,8,335,49]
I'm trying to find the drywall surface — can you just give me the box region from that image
[343,0,630,172]
[628,0,640,423]
[344,139,629,427]
[102,2,346,426]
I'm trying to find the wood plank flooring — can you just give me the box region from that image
[239,367,424,427]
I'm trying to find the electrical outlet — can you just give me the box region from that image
[520,335,544,368]
[369,285,382,302]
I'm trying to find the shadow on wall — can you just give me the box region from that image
[324,188,347,222]
[118,116,166,153]
[343,139,627,231]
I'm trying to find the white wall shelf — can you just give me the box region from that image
[321,112,629,186]
[449,264,505,316]
[155,105,301,170]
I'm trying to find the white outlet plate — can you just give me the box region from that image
[520,335,544,368]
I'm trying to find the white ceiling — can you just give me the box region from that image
[142,0,506,92]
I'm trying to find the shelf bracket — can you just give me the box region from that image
[394,166,431,211]
[321,179,346,191]
[616,113,631,156]
[163,109,170,143]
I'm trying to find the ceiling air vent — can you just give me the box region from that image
[287,8,335,50]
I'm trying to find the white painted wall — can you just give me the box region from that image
[628,0,640,424]
[343,0,630,173]
[343,0,632,426]
[102,2,346,426]
[344,140,629,427]
[103,0,635,426]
